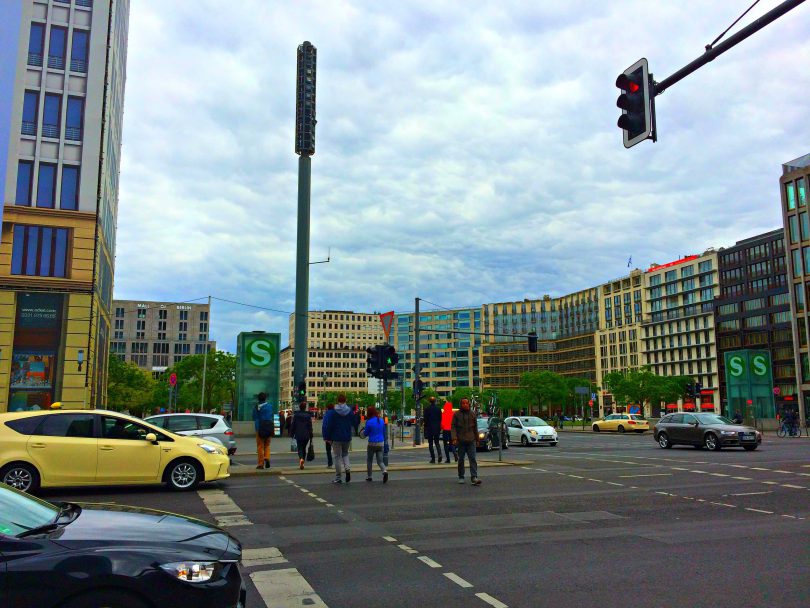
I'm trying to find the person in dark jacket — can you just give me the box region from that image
[451,398,481,485]
[353,405,361,437]
[361,405,388,483]
[423,396,443,463]
[322,394,354,483]
[251,392,274,470]
[324,403,335,467]
[289,402,313,470]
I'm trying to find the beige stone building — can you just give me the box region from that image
[641,250,720,414]
[110,299,215,375]
[595,269,646,415]
[281,310,384,405]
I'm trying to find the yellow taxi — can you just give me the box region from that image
[0,409,230,493]
[592,413,650,433]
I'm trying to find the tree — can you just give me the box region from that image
[519,371,567,417]
[149,352,236,414]
[106,355,155,417]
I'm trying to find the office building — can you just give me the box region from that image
[641,251,720,414]
[480,289,599,391]
[714,229,792,419]
[0,0,130,411]
[109,299,215,374]
[393,307,482,398]
[280,310,384,405]
[781,153,810,426]
[595,269,646,415]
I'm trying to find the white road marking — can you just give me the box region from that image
[251,568,328,607]
[215,514,253,527]
[682,497,694,500]
[709,473,729,477]
[727,464,747,468]
[444,572,474,588]
[746,508,774,514]
[773,470,792,474]
[690,470,707,474]
[751,467,769,471]
[762,481,779,485]
[315,497,327,503]
[619,473,671,478]
[604,481,623,486]
[781,515,798,519]
[241,547,289,567]
[417,556,442,568]
[308,493,318,497]
[398,544,418,554]
[710,502,737,508]
[476,592,509,608]
[569,475,584,479]
[382,536,397,542]
[728,491,772,497]
[587,478,603,483]
[732,476,752,481]
[782,484,805,489]
[299,488,309,493]
[655,491,670,495]
[671,467,689,471]
[198,490,243,515]
[326,503,334,507]
[279,476,286,480]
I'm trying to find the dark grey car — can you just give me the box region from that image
[654,413,761,451]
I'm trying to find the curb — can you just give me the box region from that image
[227,459,531,477]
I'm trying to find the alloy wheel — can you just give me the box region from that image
[171,462,198,489]
[3,467,33,492]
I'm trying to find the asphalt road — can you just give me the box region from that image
[44,432,809,608]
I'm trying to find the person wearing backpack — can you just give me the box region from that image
[361,406,388,483]
[289,402,314,469]
[252,392,274,470]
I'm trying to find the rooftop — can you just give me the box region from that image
[783,153,810,174]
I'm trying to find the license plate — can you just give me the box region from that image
[742,434,755,440]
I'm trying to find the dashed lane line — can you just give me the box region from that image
[746,508,775,514]
[476,592,509,608]
[782,484,806,489]
[727,491,772,497]
[619,473,671,478]
[251,568,329,608]
[241,547,288,567]
[444,573,474,588]
[398,544,418,554]
[732,476,753,480]
[710,502,737,508]
[382,536,397,542]
[418,556,442,568]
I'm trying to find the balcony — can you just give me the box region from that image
[47,55,65,70]
[21,121,36,136]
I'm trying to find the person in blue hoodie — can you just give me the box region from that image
[251,392,275,470]
[361,405,388,483]
[322,393,354,483]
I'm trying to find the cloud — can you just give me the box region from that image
[113,0,810,350]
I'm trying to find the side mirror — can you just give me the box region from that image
[145,433,158,443]
[693,421,700,427]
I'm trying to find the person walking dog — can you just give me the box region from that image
[322,394,354,483]
[289,402,313,470]
[361,406,388,483]
[451,398,481,485]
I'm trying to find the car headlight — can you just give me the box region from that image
[720,430,737,436]
[198,443,219,454]
[478,432,486,439]
[528,429,538,435]
[160,561,219,583]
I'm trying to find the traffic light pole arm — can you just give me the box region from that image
[653,0,805,97]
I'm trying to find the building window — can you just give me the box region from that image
[199,334,207,342]
[797,287,806,313]
[28,23,44,66]
[115,307,125,317]
[800,212,809,242]
[64,97,84,141]
[11,225,68,278]
[42,94,61,139]
[744,315,766,329]
[798,177,807,207]
[22,91,38,135]
[48,26,67,70]
[159,309,167,320]
[200,311,208,321]
[179,310,188,320]
[70,29,89,73]
[178,333,187,341]
[36,163,57,208]
[698,260,713,273]
[789,215,800,244]
[60,165,79,210]
[15,161,34,205]
[199,322,208,332]
[785,181,797,211]
[76,0,94,7]
[804,247,810,274]
[792,249,802,278]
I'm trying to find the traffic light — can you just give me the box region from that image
[366,346,379,377]
[528,331,538,353]
[296,381,307,402]
[694,382,702,397]
[616,58,653,148]
[686,383,695,399]
[383,345,398,369]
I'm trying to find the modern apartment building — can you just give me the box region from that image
[781,153,810,426]
[480,289,599,390]
[109,299,215,374]
[595,269,646,415]
[641,251,720,414]
[280,310,384,405]
[393,307,482,398]
[714,230,792,419]
[0,0,129,411]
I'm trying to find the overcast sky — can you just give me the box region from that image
[113,0,810,351]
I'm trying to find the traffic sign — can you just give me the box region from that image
[379,311,395,341]
[588,400,593,406]
[169,373,177,387]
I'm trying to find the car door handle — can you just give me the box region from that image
[100,445,115,451]
[30,442,46,449]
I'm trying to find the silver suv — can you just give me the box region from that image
[145,413,237,455]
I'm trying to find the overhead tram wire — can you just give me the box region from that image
[60,296,211,324]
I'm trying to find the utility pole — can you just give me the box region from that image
[413,297,422,445]
[199,295,211,412]
[293,41,317,407]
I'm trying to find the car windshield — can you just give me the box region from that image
[477,419,490,429]
[695,414,734,425]
[521,417,548,427]
[0,484,60,536]
[629,415,646,421]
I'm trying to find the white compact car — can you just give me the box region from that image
[504,416,558,447]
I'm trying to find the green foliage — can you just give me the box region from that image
[520,370,567,415]
[106,355,155,417]
[603,367,694,412]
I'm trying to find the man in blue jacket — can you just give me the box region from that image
[322,393,354,483]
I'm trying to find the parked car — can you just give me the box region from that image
[145,413,237,454]
[592,414,649,433]
[654,413,761,450]
[0,482,246,608]
[0,410,230,493]
[476,417,508,451]
[504,416,558,446]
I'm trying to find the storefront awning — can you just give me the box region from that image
[666,403,678,410]
[700,403,715,410]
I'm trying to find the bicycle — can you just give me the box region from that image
[776,420,801,438]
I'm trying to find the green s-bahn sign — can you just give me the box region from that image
[724,350,774,419]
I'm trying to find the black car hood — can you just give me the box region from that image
[49,503,238,560]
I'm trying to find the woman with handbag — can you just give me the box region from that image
[289,402,314,470]
[361,406,388,483]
